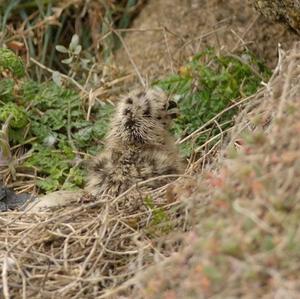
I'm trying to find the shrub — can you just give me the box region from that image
[156,49,271,156]
[0,48,114,192]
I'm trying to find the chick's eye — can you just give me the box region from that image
[170,112,178,119]
[167,101,177,110]
[124,108,131,115]
[143,99,151,117]
[126,98,133,104]
[137,92,146,98]
[143,106,151,117]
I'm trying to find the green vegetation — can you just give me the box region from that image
[0,48,25,78]
[0,47,271,193]
[156,49,271,156]
[144,196,173,235]
[0,1,271,193]
[0,0,143,79]
[0,49,114,192]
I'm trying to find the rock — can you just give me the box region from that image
[251,0,300,34]
[25,190,84,212]
[0,184,33,211]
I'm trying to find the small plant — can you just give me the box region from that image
[0,0,144,78]
[0,102,28,128]
[0,48,114,192]
[155,49,271,156]
[0,48,25,78]
[55,34,91,80]
[144,196,173,235]
[0,116,12,167]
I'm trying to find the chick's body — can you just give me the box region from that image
[86,88,183,197]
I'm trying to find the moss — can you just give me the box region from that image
[0,102,28,128]
[0,78,15,101]
[0,48,25,78]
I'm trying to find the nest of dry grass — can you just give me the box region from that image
[0,176,193,298]
[1,43,300,298]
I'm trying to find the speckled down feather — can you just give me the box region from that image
[86,87,184,197]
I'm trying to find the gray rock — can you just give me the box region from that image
[251,0,300,34]
[0,184,34,211]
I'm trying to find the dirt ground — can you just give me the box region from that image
[116,0,298,81]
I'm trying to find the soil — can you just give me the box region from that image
[115,0,298,81]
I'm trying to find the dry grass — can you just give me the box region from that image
[0,173,195,298]
[1,41,300,298]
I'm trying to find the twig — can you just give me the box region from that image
[67,99,79,158]
[225,53,265,82]
[233,200,276,234]
[30,57,87,94]
[2,255,10,299]
[162,26,175,74]
[112,29,145,87]
[231,15,259,52]
[177,90,263,144]
[194,126,231,153]
[111,174,192,204]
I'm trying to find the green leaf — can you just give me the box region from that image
[74,45,82,55]
[203,266,222,282]
[42,109,66,131]
[52,71,62,86]
[0,78,14,101]
[74,126,93,147]
[62,57,73,64]
[37,178,60,192]
[69,34,79,51]
[55,45,68,53]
